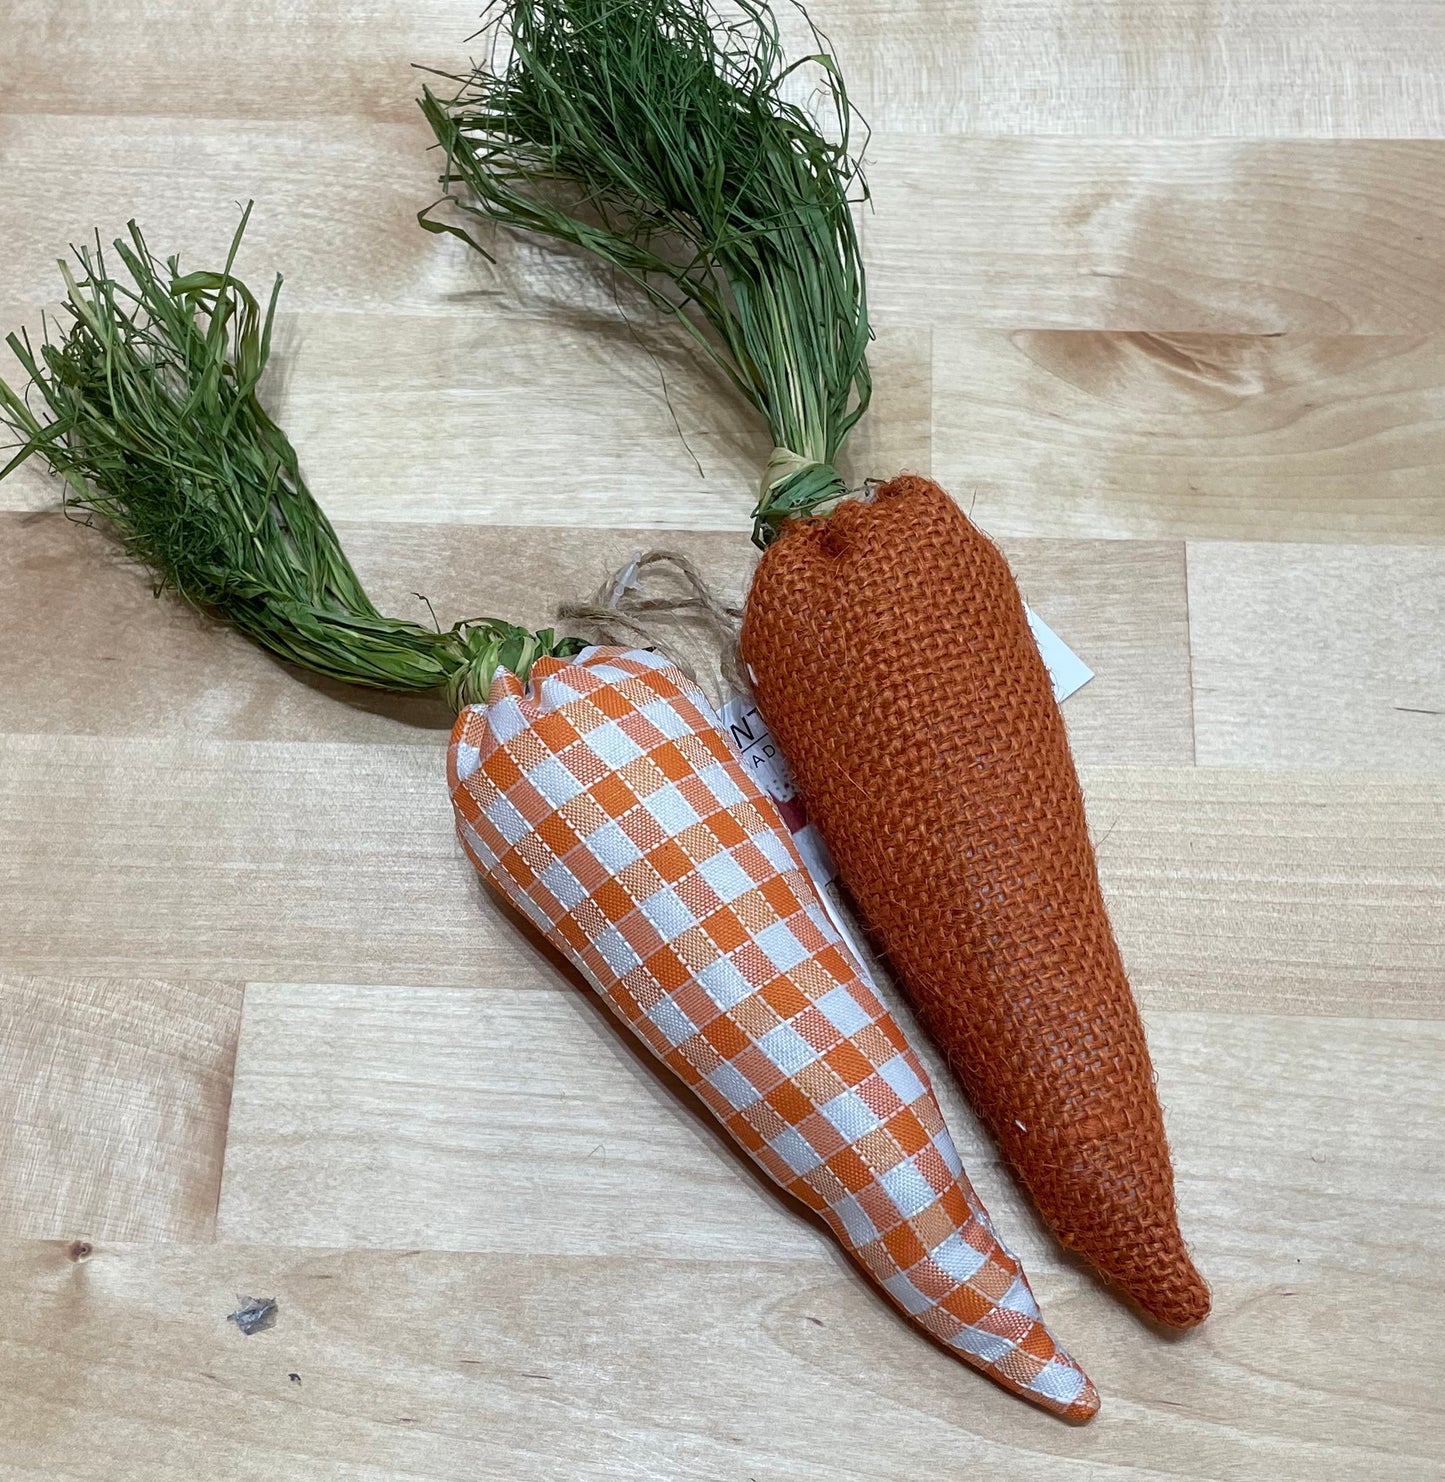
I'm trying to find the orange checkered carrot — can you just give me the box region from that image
[451,647,1098,1420]
[421,0,1209,1330]
[0,217,1099,1421]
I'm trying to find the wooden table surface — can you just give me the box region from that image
[1,4,1442,1479]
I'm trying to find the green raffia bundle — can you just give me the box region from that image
[419,0,1210,1329]
[0,207,578,707]
[418,0,870,545]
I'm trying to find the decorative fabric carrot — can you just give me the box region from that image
[419,0,1209,1327]
[452,647,1097,1418]
[0,215,1098,1419]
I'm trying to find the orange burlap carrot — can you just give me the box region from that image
[450,646,1099,1418]
[741,476,1210,1329]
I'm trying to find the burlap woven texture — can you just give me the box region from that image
[740,476,1210,1329]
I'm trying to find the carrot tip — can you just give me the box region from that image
[1065,1380,1101,1423]
[1099,1251,1212,1330]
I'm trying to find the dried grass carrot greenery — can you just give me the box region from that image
[418,0,871,544]
[0,207,579,705]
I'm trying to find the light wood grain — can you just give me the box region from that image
[817,1,1445,137]
[1085,768,1445,1019]
[0,513,741,747]
[932,332,1445,542]
[0,513,1189,761]
[21,133,1445,340]
[1158,1011,1445,1291]
[0,116,437,317]
[865,138,1445,332]
[213,976,1118,1269]
[0,1230,1438,1482]
[272,316,927,529]
[1001,539,1193,765]
[0,974,242,1242]
[0,511,456,746]
[0,733,512,987]
[1188,542,1445,772]
[0,0,481,124]
[3,0,1445,1474]
[4,733,1435,1014]
[0,290,927,523]
[215,980,1445,1306]
[217,981,834,1259]
[6,0,1445,139]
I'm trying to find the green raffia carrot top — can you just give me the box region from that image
[418,0,871,546]
[0,206,579,706]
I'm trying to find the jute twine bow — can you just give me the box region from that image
[557,550,749,709]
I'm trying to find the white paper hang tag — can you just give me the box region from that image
[1024,606,1094,703]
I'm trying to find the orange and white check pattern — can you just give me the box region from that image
[448,647,1098,1420]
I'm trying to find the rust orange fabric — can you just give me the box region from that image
[740,475,1209,1328]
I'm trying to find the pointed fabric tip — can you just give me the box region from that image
[1070,1222,1211,1330]
[992,1063,1212,1330]
[449,647,1099,1422]
[1129,1261,1211,1331]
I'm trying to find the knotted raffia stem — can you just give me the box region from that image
[756,448,850,544]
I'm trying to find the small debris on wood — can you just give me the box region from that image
[227,1296,278,1335]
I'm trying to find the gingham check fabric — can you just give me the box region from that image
[448,647,1098,1421]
